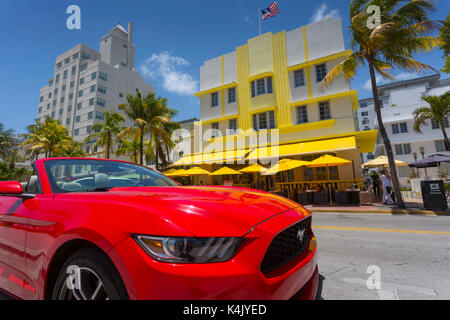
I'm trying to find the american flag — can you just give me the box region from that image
[262,2,280,21]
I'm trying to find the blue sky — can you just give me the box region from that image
[0,0,448,133]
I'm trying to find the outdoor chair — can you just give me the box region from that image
[335,191,348,205]
[296,192,310,205]
[313,192,327,205]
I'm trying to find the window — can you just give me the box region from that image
[74,129,79,136]
[228,87,236,103]
[435,140,446,152]
[392,122,407,134]
[319,101,331,120]
[70,81,75,88]
[361,111,368,117]
[89,98,95,106]
[54,88,58,95]
[72,53,79,60]
[66,118,71,125]
[251,77,273,97]
[315,64,327,82]
[90,85,96,93]
[296,106,308,124]
[51,112,55,119]
[392,123,400,134]
[432,118,449,129]
[60,97,65,103]
[398,166,413,178]
[211,122,219,138]
[69,93,73,100]
[68,105,72,112]
[71,66,76,75]
[360,102,367,108]
[76,116,81,123]
[53,100,57,107]
[99,72,108,81]
[253,111,276,131]
[38,107,43,113]
[119,93,123,98]
[211,92,218,107]
[294,69,305,87]
[56,62,62,69]
[40,96,44,102]
[49,79,54,87]
[96,99,105,107]
[62,85,66,92]
[229,119,237,133]
[63,70,68,79]
[362,119,370,125]
[47,104,50,110]
[55,74,60,83]
[95,111,104,120]
[98,85,106,94]
[395,143,411,155]
[80,78,84,85]
[82,52,90,60]
[64,57,70,64]
[77,103,82,110]
[400,122,408,133]
[80,63,87,72]
[59,108,63,115]
[91,72,97,80]
[78,90,83,97]
[367,154,375,160]
[88,112,93,120]
[48,92,52,98]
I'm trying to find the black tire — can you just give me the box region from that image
[51,247,128,300]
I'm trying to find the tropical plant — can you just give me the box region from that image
[21,117,73,158]
[413,92,450,151]
[152,109,181,169]
[119,90,174,165]
[54,141,86,157]
[320,0,442,209]
[116,131,142,164]
[84,111,124,159]
[439,12,450,73]
[0,122,18,168]
[0,162,30,181]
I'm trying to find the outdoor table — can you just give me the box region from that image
[312,192,327,205]
[345,189,361,204]
[296,192,313,205]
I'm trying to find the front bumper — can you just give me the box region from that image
[112,210,318,300]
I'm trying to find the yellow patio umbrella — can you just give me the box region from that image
[263,159,311,176]
[162,169,177,176]
[239,164,268,173]
[184,167,211,175]
[362,155,408,167]
[166,169,189,177]
[210,167,243,176]
[307,155,352,205]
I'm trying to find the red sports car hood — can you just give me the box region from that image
[92,186,305,237]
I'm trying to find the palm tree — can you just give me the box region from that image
[0,122,16,166]
[413,92,450,151]
[116,131,141,163]
[119,90,173,165]
[321,0,442,209]
[55,141,86,157]
[21,117,73,158]
[85,111,124,159]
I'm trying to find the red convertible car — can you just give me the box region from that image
[0,158,318,300]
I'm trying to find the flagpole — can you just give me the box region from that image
[258,6,262,35]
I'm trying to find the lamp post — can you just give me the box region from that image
[419,147,428,180]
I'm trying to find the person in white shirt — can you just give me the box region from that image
[380,170,394,205]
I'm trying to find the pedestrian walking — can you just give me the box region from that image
[370,171,381,196]
[380,170,394,205]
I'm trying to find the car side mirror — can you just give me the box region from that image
[0,181,35,199]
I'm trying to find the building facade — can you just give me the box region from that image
[357,73,450,185]
[36,23,153,157]
[175,18,377,185]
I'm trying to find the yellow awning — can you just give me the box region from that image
[210,167,243,176]
[247,136,356,161]
[171,149,248,166]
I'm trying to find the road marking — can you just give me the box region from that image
[342,278,437,300]
[313,225,450,235]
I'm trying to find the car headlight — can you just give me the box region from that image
[133,235,243,263]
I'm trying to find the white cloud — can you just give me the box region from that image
[363,75,383,90]
[139,52,198,96]
[310,4,341,23]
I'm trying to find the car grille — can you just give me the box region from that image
[260,216,311,275]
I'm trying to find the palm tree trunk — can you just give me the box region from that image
[106,135,111,159]
[139,128,144,165]
[368,60,405,209]
[439,121,450,151]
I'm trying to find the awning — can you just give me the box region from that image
[171,149,248,166]
[246,136,356,161]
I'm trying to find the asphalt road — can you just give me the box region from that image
[1,212,449,300]
[313,212,450,300]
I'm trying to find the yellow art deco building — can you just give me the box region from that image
[174,18,377,185]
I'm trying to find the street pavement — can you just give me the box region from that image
[1,212,449,300]
[313,212,450,300]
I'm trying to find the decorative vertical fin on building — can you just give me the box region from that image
[272,31,291,128]
[236,45,251,130]
[302,26,313,99]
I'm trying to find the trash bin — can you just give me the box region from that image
[421,180,448,211]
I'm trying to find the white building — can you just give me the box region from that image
[36,22,153,157]
[357,72,450,185]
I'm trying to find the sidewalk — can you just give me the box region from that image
[304,200,450,216]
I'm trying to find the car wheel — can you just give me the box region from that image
[51,247,128,300]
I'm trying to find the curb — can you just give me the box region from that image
[308,208,450,216]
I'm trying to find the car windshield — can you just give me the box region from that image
[44,159,178,193]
